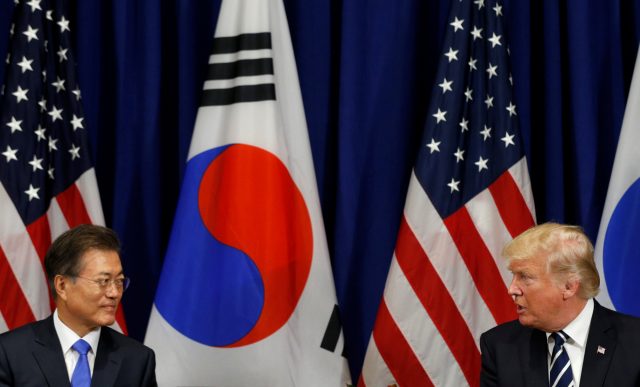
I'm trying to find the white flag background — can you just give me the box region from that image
[594,45,640,317]
[144,0,351,385]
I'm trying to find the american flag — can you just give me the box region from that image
[0,0,125,333]
[359,0,535,386]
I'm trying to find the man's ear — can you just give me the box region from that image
[54,275,69,301]
[562,276,580,300]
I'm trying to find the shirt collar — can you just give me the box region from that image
[53,309,101,354]
[545,298,594,349]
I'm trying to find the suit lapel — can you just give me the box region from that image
[91,328,122,387]
[524,329,549,387]
[581,302,616,387]
[32,317,72,387]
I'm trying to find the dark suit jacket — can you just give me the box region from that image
[0,316,157,387]
[480,301,640,386]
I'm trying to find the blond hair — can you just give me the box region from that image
[503,222,600,299]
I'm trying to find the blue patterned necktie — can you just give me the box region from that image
[549,331,574,387]
[71,339,92,387]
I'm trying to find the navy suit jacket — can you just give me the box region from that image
[480,301,640,386]
[0,316,157,387]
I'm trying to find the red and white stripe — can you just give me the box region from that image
[0,169,127,333]
[359,157,535,387]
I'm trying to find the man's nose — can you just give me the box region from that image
[508,278,522,298]
[104,283,120,298]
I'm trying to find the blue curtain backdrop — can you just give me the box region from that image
[2,0,640,378]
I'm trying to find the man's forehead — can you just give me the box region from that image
[79,249,122,271]
[508,256,544,272]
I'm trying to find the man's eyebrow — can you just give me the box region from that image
[96,270,124,276]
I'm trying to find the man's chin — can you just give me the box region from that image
[517,315,533,327]
[517,316,545,331]
[98,313,117,327]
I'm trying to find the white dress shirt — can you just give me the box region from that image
[546,298,594,387]
[53,309,101,381]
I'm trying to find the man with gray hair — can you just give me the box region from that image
[480,222,640,386]
[0,224,156,386]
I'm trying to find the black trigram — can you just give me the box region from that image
[201,32,276,106]
[321,304,348,358]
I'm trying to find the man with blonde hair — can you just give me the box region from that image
[480,222,640,386]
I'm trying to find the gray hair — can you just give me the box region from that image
[44,224,121,298]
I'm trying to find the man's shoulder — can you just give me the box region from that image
[481,319,534,344]
[0,318,49,342]
[100,326,155,355]
[0,318,55,356]
[595,302,640,331]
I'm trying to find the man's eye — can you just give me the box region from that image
[519,273,530,281]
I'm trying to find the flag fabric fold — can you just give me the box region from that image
[144,0,350,385]
[359,0,535,386]
[0,0,124,333]
[594,45,640,317]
